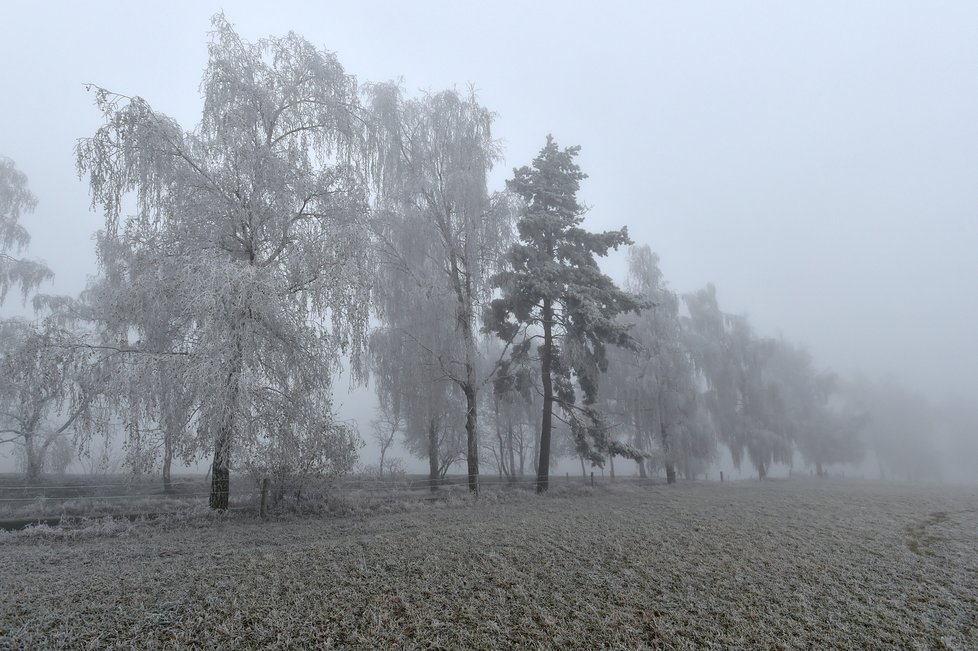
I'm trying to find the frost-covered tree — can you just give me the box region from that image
[0,321,101,482]
[0,157,53,305]
[484,337,539,482]
[369,321,461,489]
[76,16,373,509]
[63,235,203,493]
[603,246,715,483]
[0,160,98,482]
[684,286,792,479]
[845,376,939,481]
[487,136,643,492]
[367,86,511,493]
[764,340,864,477]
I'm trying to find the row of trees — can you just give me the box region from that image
[0,16,932,509]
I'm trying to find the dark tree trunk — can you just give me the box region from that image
[428,417,439,491]
[162,447,173,495]
[25,434,42,484]
[660,421,676,485]
[494,396,506,479]
[507,422,517,485]
[210,320,243,511]
[537,298,554,493]
[609,454,615,481]
[463,380,479,494]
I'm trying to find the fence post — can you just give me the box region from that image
[590,471,594,488]
[565,472,569,484]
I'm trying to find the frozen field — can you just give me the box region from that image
[2,480,976,649]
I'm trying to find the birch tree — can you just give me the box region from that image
[685,286,796,479]
[765,340,864,477]
[487,136,643,492]
[367,85,510,493]
[0,157,53,305]
[0,320,102,482]
[76,16,373,509]
[369,319,460,489]
[603,246,715,483]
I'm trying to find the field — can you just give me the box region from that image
[1,480,976,650]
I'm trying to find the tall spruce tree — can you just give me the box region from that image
[486,135,643,492]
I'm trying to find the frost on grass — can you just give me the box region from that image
[1,481,976,649]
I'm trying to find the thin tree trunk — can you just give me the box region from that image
[428,417,439,492]
[163,446,173,495]
[609,454,615,481]
[537,297,554,493]
[507,421,517,485]
[494,395,506,479]
[463,380,478,493]
[660,421,676,485]
[162,405,175,494]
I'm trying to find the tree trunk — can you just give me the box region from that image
[25,433,42,484]
[494,395,506,479]
[507,421,517,485]
[665,463,676,484]
[463,381,479,494]
[638,458,648,479]
[758,461,767,481]
[660,420,676,485]
[609,454,615,481]
[162,446,173,495]
[428,417,439,492]
[209,320,243,511]
[815,461,824,478]
[537,297,554,493]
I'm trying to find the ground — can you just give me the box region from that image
[1,480,976,650]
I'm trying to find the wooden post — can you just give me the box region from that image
[590,471,594,487]
[259,477,269,517]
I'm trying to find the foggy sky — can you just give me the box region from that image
[1,0,976,424]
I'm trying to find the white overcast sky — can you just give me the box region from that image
[1,1,976,412]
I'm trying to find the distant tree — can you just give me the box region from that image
[76,16,373,509]
[845,376,940,481]
[764,340,864,477]
[0,321,99,482]
[684,286,791,479]
[0,159,96,483]
[0,157,54,305]
[486,136,643,492]
[367,85,512,493]
[371,401,402,479]
[72,236,202,493]
[603,246,715,483]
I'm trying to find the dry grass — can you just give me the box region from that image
[1,480,976,649]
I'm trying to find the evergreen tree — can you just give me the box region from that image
[486,136,643,492]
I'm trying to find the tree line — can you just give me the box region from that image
[0,16,951,509]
